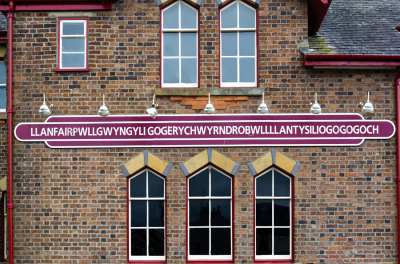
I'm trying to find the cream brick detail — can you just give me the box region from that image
[0,177,6,192]
[0,46,6,58]
[161,0,197,6]
[184,150,209,174]
[124,153,145,176]
[275,151,296,174]
[148,152,169,175]
[211,149,236,174]
[252,152,273,174]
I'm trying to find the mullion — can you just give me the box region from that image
[208,168,211,255]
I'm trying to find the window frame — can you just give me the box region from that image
[56,18,89,72]
[219,0,259,88]
[186,165,234,263]
[127,168,167,263]
[160,0,200,88]
[253,167,294,263]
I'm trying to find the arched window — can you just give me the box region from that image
[187,166,233,261]
[220,0,257,88]
[161,1,199,88]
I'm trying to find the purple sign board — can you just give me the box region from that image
[14,114,395,148]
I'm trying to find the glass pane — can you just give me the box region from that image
[163,3,179,29]
[181,3,197,29]
[256,228,272,255]
[239,2,255,28]
[0,61,6,84]
[149,200,164,227]
[256,170,272,197]
[149,229,164,256]
[0,88,5,110]
[274,171,290,197]
[274,199,290,227]
[62,38,85,52]
[221,32,237,56]
[181,33,197,57]
[148,171,164,198]
[222,58,237,83]
[181,59,197,84]
[211,228,231,255]
[130,171,146,198]
[274,228,290,255]
[63,22,84,35]
[131,200,147,227]
[62,53,85,68]
[221,3,237,29]
[239,58,255,83]
[131,229,146,256]
[189,228,209,255]
[256,200,272,226]
[211,168,231,196]
[163,59,179,83]
[211,199,230,226]
[239,32,255,56]
[189,199,209,226]
[163,33,179,56]
[189,169,209,197]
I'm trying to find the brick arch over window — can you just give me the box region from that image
[120,150,173,177]
[156,0,202,8]
[179,148,240,177]
[218,0,260,8]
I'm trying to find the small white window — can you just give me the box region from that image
[57,19,88,70]
[220,0,257,87]
[161,1,198,88]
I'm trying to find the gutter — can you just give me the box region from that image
[396,72,400,264]
[303,54,400,67]
[0,0,112,11]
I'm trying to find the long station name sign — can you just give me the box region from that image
[14,114,395,148]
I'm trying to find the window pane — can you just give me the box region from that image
[239,58,255,83]
[148,171,164,198]
[256,228,272,255]
[239,2,255,28]
[149,200,164,227]
[62,38,85,52]
[256,170,272,197]
[274,228,290,255]
[256,200,272,226]
[221,3,237,29]
[0,61,6,84]
[0,88,5,110]
[130,171,146,198]
[163,59,179,83]
[189,199,209,226]
[62,53,85,68]
[221,32,237,56]
[211,168,231,196]
[181,33,196,57]
[190,228,209,255]
[149,229,164,256]
[211,199,230,226]
[181,3,197,29]
[274,199,290,227]
[131,200,147,227]
[222,58,237,83]
[239,32,255,56]
[274,171,290,197]
[211,228,231,255]
[63,22,84,35]
[163,33,179,56]
[131,229,147,256]
[189,169,209,197]
[181,59,197,84]
[163,3,179,29]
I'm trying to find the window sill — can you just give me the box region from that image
[254,259,294,263]
[155,87,264,96]
[55,68,90,72]
[0,112,7,120]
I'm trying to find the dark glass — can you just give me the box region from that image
[211,168,231,197]
[189,199,209,226]
[255,228,272,255]
[130,171,146,198]
[274,199,290,226]
[274,171,290,197]
[211,199,230,226]
[0,61,5,84]
[256,200,272,226]
[189,169,209,197]
[256,170,272,197]
[131,229,146,256]
[274,228,290,255]
[211,228,231,255]
[148,171,164,198]
[149,229,164,256]
[189,228,209,255]
[149,200,164,227]
[131,200,147,227]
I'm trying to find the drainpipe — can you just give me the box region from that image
[7,1,15,263]
[396,72,400,264]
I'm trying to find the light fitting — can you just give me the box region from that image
[39,93,53,116]
[98,94,110,117]
[310,92,321,114]
[146,94,158,119]
[204,92,216,115]
[360,91,374,114]
[257,92,269,114]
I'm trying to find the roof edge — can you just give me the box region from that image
[304,54,400,67]
[308,0,332,35]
